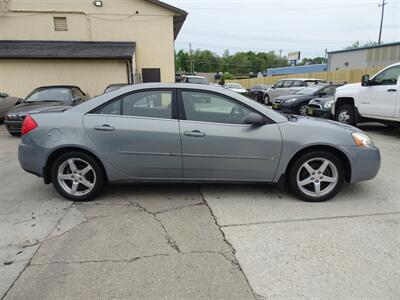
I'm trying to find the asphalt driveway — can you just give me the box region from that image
[0,124,399,300]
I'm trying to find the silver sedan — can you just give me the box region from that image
[18,83,381,202]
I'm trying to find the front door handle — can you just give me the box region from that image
[94,124,115,132]
[184,130,206,137]
[387,89,397,92]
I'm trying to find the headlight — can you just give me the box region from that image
[324,100,334,109]
[352,132,374,148]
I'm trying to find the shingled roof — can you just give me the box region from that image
[0,41,136,59]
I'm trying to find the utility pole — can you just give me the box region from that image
[378,0,388,44]
[189,43,194,74]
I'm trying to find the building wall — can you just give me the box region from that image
[0,59,128,98]
[328,44,400,71]
[0,0,178,82]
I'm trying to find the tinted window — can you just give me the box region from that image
[182,91,256,125]
[372,66,400,85]
[292,80,305,87]
[283,80,293,88]
[94,91,172,119]
[25,88,72,103]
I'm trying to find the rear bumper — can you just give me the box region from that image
[18,139,46,178]
[340,145,381,183]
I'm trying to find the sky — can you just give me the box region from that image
[165,0,400,58]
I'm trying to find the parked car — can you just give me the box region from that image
[272,84,340,116]
[0,92,21,122]
[265,78,327,105]
[247,84,270,102]
[306,96,336,119]
[333,62,400,127]
[224,83,247,95]
[18,83,380,203]
[182,76,209,85]
[5,85,89,136]
[104,84,130,93]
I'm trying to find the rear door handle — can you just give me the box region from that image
[387,89,397,92]
[94,124,115,132]
[184,130,206,137]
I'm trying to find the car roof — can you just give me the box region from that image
[185,76,206,79]
[276,78,326,81]
[35,85,81,90]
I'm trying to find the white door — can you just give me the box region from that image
[358,65,400,119]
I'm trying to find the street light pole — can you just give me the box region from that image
[378,0,388,44]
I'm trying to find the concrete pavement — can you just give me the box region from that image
[1,124,399,299]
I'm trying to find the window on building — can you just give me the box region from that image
[54,17,68,31]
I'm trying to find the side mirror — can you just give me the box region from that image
[15,99,22,105]
[73,97,82,103]
[244,113,266,126]
[361,74,370,86]
[271,85,276,89]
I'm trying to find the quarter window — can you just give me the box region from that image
[94,90,173,119]
[181,91,256,125]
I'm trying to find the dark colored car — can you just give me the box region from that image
[247,84,270,103]
[272,84,340,116]
[5,85,89,136]
[306,96,335,119]
[104,84,130,94]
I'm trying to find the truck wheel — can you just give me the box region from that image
[336,104,356,126]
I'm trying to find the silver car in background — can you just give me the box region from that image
[18,83,380,202]
[0,92,20,121]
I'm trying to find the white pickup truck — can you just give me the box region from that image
[333,62,400,127]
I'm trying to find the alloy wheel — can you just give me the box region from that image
[299,105,308,116]
[57,158,96,197]
[296,158,338,198]
[338,109,351,124]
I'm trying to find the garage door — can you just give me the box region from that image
[0,59,128,98]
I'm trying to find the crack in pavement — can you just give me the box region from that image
[132,202,181,253]
[198,186,258,300]
[219,211,400,228]
[1,201,74,300]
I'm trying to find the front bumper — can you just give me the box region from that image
[306,106,332,119]
[4,120,23,134]
[340,145,381,183]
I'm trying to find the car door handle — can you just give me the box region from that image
[387,89,397,92]
[184,130,206,137]
[94,124,115,132]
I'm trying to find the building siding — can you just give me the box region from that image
[0,59,128,97]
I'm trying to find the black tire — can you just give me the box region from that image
[51,151,105,201]
[298,104,308,116]
[289,151,345,202]
[264,94,270,105]
[336,104,356,126]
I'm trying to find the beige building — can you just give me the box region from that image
[0,0,187,97]
[327,42,400,72]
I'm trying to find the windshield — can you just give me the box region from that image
[187,77,209,84]
[25,88,71,102]
[228,83,244,89]
[295,85,323,95]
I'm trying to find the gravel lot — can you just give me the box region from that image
[0,123,399,300]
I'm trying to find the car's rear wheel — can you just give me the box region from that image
[336,104,356,126]
[289,151,345,202]
[51,152,104,201]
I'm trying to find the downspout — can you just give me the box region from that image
[126,59,133,84]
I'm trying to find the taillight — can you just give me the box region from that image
[21,114,38,135]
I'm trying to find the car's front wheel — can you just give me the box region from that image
[298,104,308,116]
[51,152,105,201]
[336,104,356,126]
[289,151,345,202]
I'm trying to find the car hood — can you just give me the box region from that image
[7,101,70,115]
[308,96,334,105]
[336,83,360,91]
[288,115,361,133]
[230,88,247,93]
[275,94,312,102]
